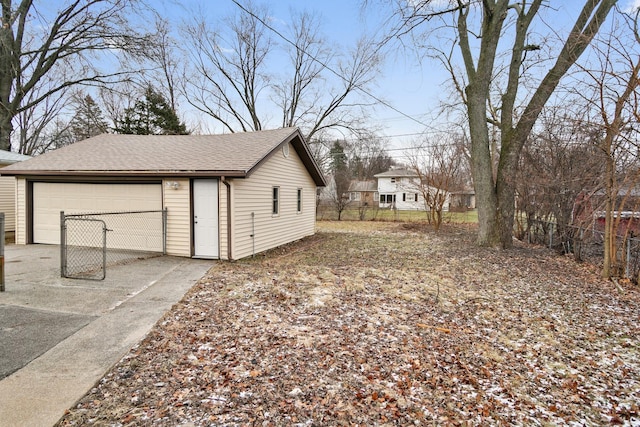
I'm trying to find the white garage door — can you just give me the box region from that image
[33,182,162,244]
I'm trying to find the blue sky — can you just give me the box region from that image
[151,0,442,154]
[155,0,640,156]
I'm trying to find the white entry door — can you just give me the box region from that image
[193,179,219,258]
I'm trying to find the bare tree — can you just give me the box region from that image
[0,0,154,151]
[406,137,464,230]
[15,91,71,155]
[573,10,640,278]
[515,106,606,245]
[184,3,381,142]
[274,10,329,131]
[347,134,395,180]
[98,80,139,130]
[382,0,617,247]
[184,1,272,133]
[298,36,381,142]
[144,16,184,114]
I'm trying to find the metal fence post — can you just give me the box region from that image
[1,212,5,292]
[102,221,108,279]
[60,211,65,278]
[626,236,631,279]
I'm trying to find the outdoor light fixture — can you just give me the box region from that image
[166,181,180,190]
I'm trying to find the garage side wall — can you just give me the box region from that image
[0,176,16,232]
[163,178,191,257]
[219,179,229,260]
[231,143,316,260]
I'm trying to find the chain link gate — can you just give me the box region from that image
[61,216,107,280]
[60,209,167,280]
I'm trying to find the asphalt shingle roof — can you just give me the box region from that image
[0,150,30,165]
[348,180,377,192]
[373,168,418,178]
[1,128,326,186]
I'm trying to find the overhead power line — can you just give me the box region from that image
[230,0,434,131]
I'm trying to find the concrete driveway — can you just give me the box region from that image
[0,244,213,427]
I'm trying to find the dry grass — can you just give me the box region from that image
[58,221,640,426]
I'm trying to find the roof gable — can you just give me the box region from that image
[1,128,326,186]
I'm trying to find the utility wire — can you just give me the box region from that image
[230,0,435,131]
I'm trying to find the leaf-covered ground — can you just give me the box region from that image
[57,221,640,426]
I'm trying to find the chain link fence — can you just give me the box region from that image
[525,219,640,282]
[61,209,167,280]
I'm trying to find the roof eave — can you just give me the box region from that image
[0,170,248,178]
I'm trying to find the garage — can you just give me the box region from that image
[2,129,326,260]
[32,182,162,244]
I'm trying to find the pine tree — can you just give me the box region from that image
[69,95,109,141]
[115,86,188,135]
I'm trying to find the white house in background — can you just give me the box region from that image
[374,168,451,211]
[374,168,424,210]
[0,150,31,234]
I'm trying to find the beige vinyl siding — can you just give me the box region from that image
[163,178,191,257]
[15,178,26,244]
[232,143,316,259]
[0,176,16,232]
[219,179,229,260]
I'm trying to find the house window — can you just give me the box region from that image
[390,177,396,183]
[350,192,361,201]
[380,194,395,204]
[414,193,418,202]
[402,193,406,202]
[272,186,279,215]
[297,188,302,213]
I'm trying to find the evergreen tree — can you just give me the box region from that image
[115,86,188,135]
[69,95,109,141]
[329,140,352,220]
[329,140,348,172]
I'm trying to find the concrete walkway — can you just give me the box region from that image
[0,245,212,427]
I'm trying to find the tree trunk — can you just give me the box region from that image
[602,151,615,279]
[468,87,500,246]
[460,2,506,247]
[496,150,518,249]
[459,0,615,248]
[0,111,12,151]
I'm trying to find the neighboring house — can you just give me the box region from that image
[0,128,326,260]
[449,187,476,211]
[574,188,640,235]
[0,150,31,235]
[374,168,451,211]
[374,168,425,210]
[317,174,336,207]
[347,180,378,207]
[375,168,420,210]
